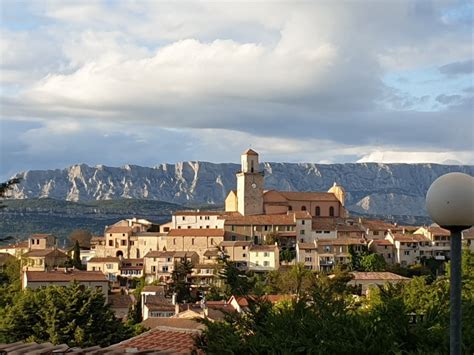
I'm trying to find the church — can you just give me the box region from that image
[224,149,347,218]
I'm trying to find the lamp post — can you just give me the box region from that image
[426,172,474,355]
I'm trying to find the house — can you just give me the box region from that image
[296,242,318,270]
[359,218,397,240]
[28,234,56,250]
[228,294,293,313]
[86,257,121,282]
[311,218,338,240]
[368,239,395,264]
[220,241,251,268]
[22,248,68,271]
[347,272,410,295]
[172,210,226,230]
[463,227,474,252]
[316,238,366,272]
[248,244,279,271]
[166,228,225,260]
[386,232,432,266]
[414,226,451,260]
[120,258,144,278]
[22,269,109,302]
[141,285,175,320]
[108,292,133,319]
[143,251,199,283]
[0,240,29,257]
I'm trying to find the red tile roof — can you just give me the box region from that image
[220,241,252,247]
[297,242,317,250]
[370,239,393,246]
[88,257,120,263]
[111,327,202,354]
[249,245,278,252]
[317,238,366,246]
[105,226,133,234]
[26,269,107,282]
[391,233,429,242]
[243,148,258,156]
[225,214,295,226]
[144,251,176,258]
[350,272,410,281]
[168,229,225,237]
[428,226,451,236]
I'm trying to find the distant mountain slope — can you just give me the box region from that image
[7,162,474,217]
[0,198,183,242]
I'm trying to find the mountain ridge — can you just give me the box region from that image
[7,161,474,217]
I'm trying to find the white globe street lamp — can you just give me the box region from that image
[426,172,474,355]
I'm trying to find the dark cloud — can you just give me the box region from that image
[439,59,473,76]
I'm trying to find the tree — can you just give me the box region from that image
[169,257,194,303]
[360,253,387,271]
[72,240,83,270]
[0,282,133,346]
[69,229,92,249]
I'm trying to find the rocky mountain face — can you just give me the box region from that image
[8,162,474,217]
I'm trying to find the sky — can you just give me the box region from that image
[0,0,473,180]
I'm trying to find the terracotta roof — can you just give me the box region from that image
[173,251,199,258]
[108,294,133,309]
[105,226,133,234]
[463,227,474,239]
[225,214,295,226]
[168,229,225,237]
[111,327,202,353]
[350,272,410,281]
[220,241,252,247]
[336,224,365,232]
[243,148,258,156]
[391,233,429,242]
[249,245,278,252]
[144,251,176,258]
[142,317,205,331]
[142,285,166,293]
[26,269,107,282]
[277,231,296,237]
[88,257,120,263]
[359,219,396,231]
[428,226,451,236]
[297,242,317,250]
[293,211,312,219]
[278,191,338,202]
[174,210,225,216]
[23,248,67,258]
[203,249,219,257]
[122,258,144,263]
[312,218,337,230]
[232,294,293,307]
[2,241,29,249]
[370,239,393,246]
[317,238,366,246]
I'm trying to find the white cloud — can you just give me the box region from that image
[357,150,474,165]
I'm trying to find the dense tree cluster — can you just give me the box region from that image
[196,251,474,354]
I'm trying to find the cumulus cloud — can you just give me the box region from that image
[0,0,473,176]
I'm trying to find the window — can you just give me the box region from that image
[305,257,312,262]
[263,261,269,267]
[110,234,112,237]
[231,225,235,231]
[231,235,236,241]
[264,225,268,231]
[324,231,330,234]
[373,231,379,236]
[92,266,96,271]
[178,226,181,229]
[173,239,176,245]
[242,246,246,250]
[329,206,334,217]
[167,257,171,262]
[200,226,203,229]
[108,240,113,246]
[162,266,169,272]
[324,246,331,252]
[187,226,191,229]
[182,216,185,221]
[300,230,305,235]
[288,206,293,211]
[243,253,246,258]
[264,252,269,257]
[151,266,156,272]
[301,206,307,211]
[315,206,320,216]
[301,220,305,225]
[404,251,410,256]
[191,238,195,245]
[121,240,127,246]
[206,225,210,229]
[200,216,203,220]
[106,264,113,269]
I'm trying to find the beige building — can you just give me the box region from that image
[172,211,226,230]
[225,149,347,218]
[143,251,199,283]
[316,238,366,272]
[22,248,68,271]
[347,272,410,295]
[0,241,29,258]
[386,232,431,266]
[368,239,395,264]
[248,244,279,271]
[22,269,109,302]
[120,258,144,278]
[463,227,474,252]
[296,242,318,270]
[166,228,225,260]
[414,226,451,260]
[359,219,397,240]
[220,241,251,268]
[87,257,121,282]
[28,234,56,250]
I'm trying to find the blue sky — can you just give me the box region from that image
[0,0,473,180]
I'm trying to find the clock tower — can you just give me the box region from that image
[237,149,264,215]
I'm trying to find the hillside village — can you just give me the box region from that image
[1,149,474,353]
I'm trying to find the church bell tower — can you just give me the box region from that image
[237,149,264,216]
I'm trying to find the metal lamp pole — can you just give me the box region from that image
[426,172,474,355]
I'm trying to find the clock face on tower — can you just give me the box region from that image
[251,183,257,189]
